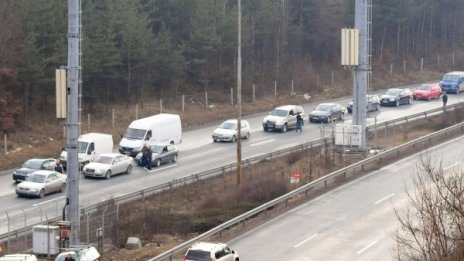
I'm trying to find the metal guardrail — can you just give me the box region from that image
[1,102,462,245]
[150,115,464,261]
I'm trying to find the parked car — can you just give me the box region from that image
[212,119,251,142]
[0,254,38,261]
[54,245,100,261]
[309,103,345,123]
[135,143,178,167]
[380,88,412,106]
[262,105,305,132]
[16,170,66,198]
[183,242,239,261]
[439,71,464,94]
[13,158,56,183]
[412,83,442,100]
[82,153,133,179]
[347,95,380,113]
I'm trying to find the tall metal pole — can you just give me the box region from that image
[353,0,371,151]
[66,0,80,245]
[236,0,242,186]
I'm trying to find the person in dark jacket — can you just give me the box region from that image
[141,144,148,167]
[296,113,303,133]
[145,145,152,170]
[55,160,64,173]
[442,92,448,109]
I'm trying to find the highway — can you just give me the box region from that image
[228,135,464,260]
[0,83,461,234]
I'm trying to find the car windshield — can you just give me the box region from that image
[150,145,164,154]
[27,174,46,183]
[94,156,113,164]
[186,250,211,261]
[315,104,332,112]
[385,89,401,96]
[443,75,461,81]
[270,109,288,117]
[55,252,77,261]
[78,141,89,154]
[124,128,146,140]
[219,121,237,130]
[22,160,43,169]
[417,85,431,91]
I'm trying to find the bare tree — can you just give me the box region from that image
[395,155,464,261]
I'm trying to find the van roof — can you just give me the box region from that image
[79,133,113,142]
[129,114,180,129]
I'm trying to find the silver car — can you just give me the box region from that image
[16,170,66,198]
[82,153,134,179]
[212,119,251,142]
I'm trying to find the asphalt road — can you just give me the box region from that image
[0,83,460,234]
[228,135,464,261]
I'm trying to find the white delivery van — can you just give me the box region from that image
[60,133,114,169]
[119,113,182,156]
[0,254,38,261]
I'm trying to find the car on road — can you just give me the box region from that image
[54,245,100,261]
[13,158,56,183]
[412,83,442,100]
[15,170,66,198]
[183,242,239,261]
[135,143,178,168]
[262,105,305,132]
[347,95,380,113]
[309,103,345,123]
[380,88,412,107]
[212,119,251,142]
[82,153,133,179]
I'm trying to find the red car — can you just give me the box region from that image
[412,83,442,100]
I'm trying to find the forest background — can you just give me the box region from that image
[0,0,464,148]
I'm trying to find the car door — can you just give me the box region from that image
[45,173,59,193]
[331,105,340,120]
[288,109,296,127]
[220,246,234,261]
[160,145,169,163]
[112,156,124,175]
[241,121,249,136]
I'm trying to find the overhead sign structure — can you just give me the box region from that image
[341,28,359,66]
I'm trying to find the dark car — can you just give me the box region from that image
[12,158,56,183]
[347,95,380,113]
[380,88,412,107]
[135,143,178,167]
[309,103,345,123]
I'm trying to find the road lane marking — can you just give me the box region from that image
[33,196,66,207]
[250,139,275,147]
[146,164,177,173]
[374,193,394,205]
[356,240,377,254]
[444,162,460,171]
[293,234,318,248]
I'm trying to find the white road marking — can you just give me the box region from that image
[33,196,66,207]
[374,193,394,205]
[356,240,378,254]
[250,139,276,147]
[146,164,177,173]
[293,234,318,248]
[443,162,460,171]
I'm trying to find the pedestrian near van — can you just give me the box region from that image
[442,92,448,110]
[296,113,303,133]
[145,145,152,170]
[141,144,148,168]
[55,160,63,173]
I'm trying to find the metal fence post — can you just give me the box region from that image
[6,211,10,254]
[21,208,27,251]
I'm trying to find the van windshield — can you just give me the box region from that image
[443,74,461,82]
[78,141,89,154]
[124,128,146,140]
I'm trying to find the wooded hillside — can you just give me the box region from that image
[1,0,463,132]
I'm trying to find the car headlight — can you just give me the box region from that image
[389,98,395,101]
[95,169,105,174]
[30,188,39,193]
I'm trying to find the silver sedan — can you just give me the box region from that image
[82,153,134,179]
[16,170,67,198]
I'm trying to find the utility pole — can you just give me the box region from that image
[352,0,372,151]
[236,0,242,186]
[66,0,81,245]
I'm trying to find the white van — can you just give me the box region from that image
[60,133,114,169]
[0,254,38,261]
[119,113,182,156]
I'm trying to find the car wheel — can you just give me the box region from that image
[105,170,111,179]
[395,100,400,107]
[282,124,288,133]
[231,135,237,142]
[263,127,268,132]
[60,183,66,193]
[213,138,217,142]
[126,165,132,174]
[39,189,45,198]
[172,154,178,163]
[408,97,412,104]
[413,96,416,100]
[427,96,431,101]
[155,159,161,167]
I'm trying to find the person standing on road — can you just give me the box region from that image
[141,144,148,168]
[146,145,152,170]
[442,92,448,110]
[54,160,63,173]
[296,113,303,133]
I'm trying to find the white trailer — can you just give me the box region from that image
[119,113,182,156]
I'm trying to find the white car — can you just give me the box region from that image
[212,119,251,142]
[82,153,133,179]
[16,170,66,198]
[183,242,239,261]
